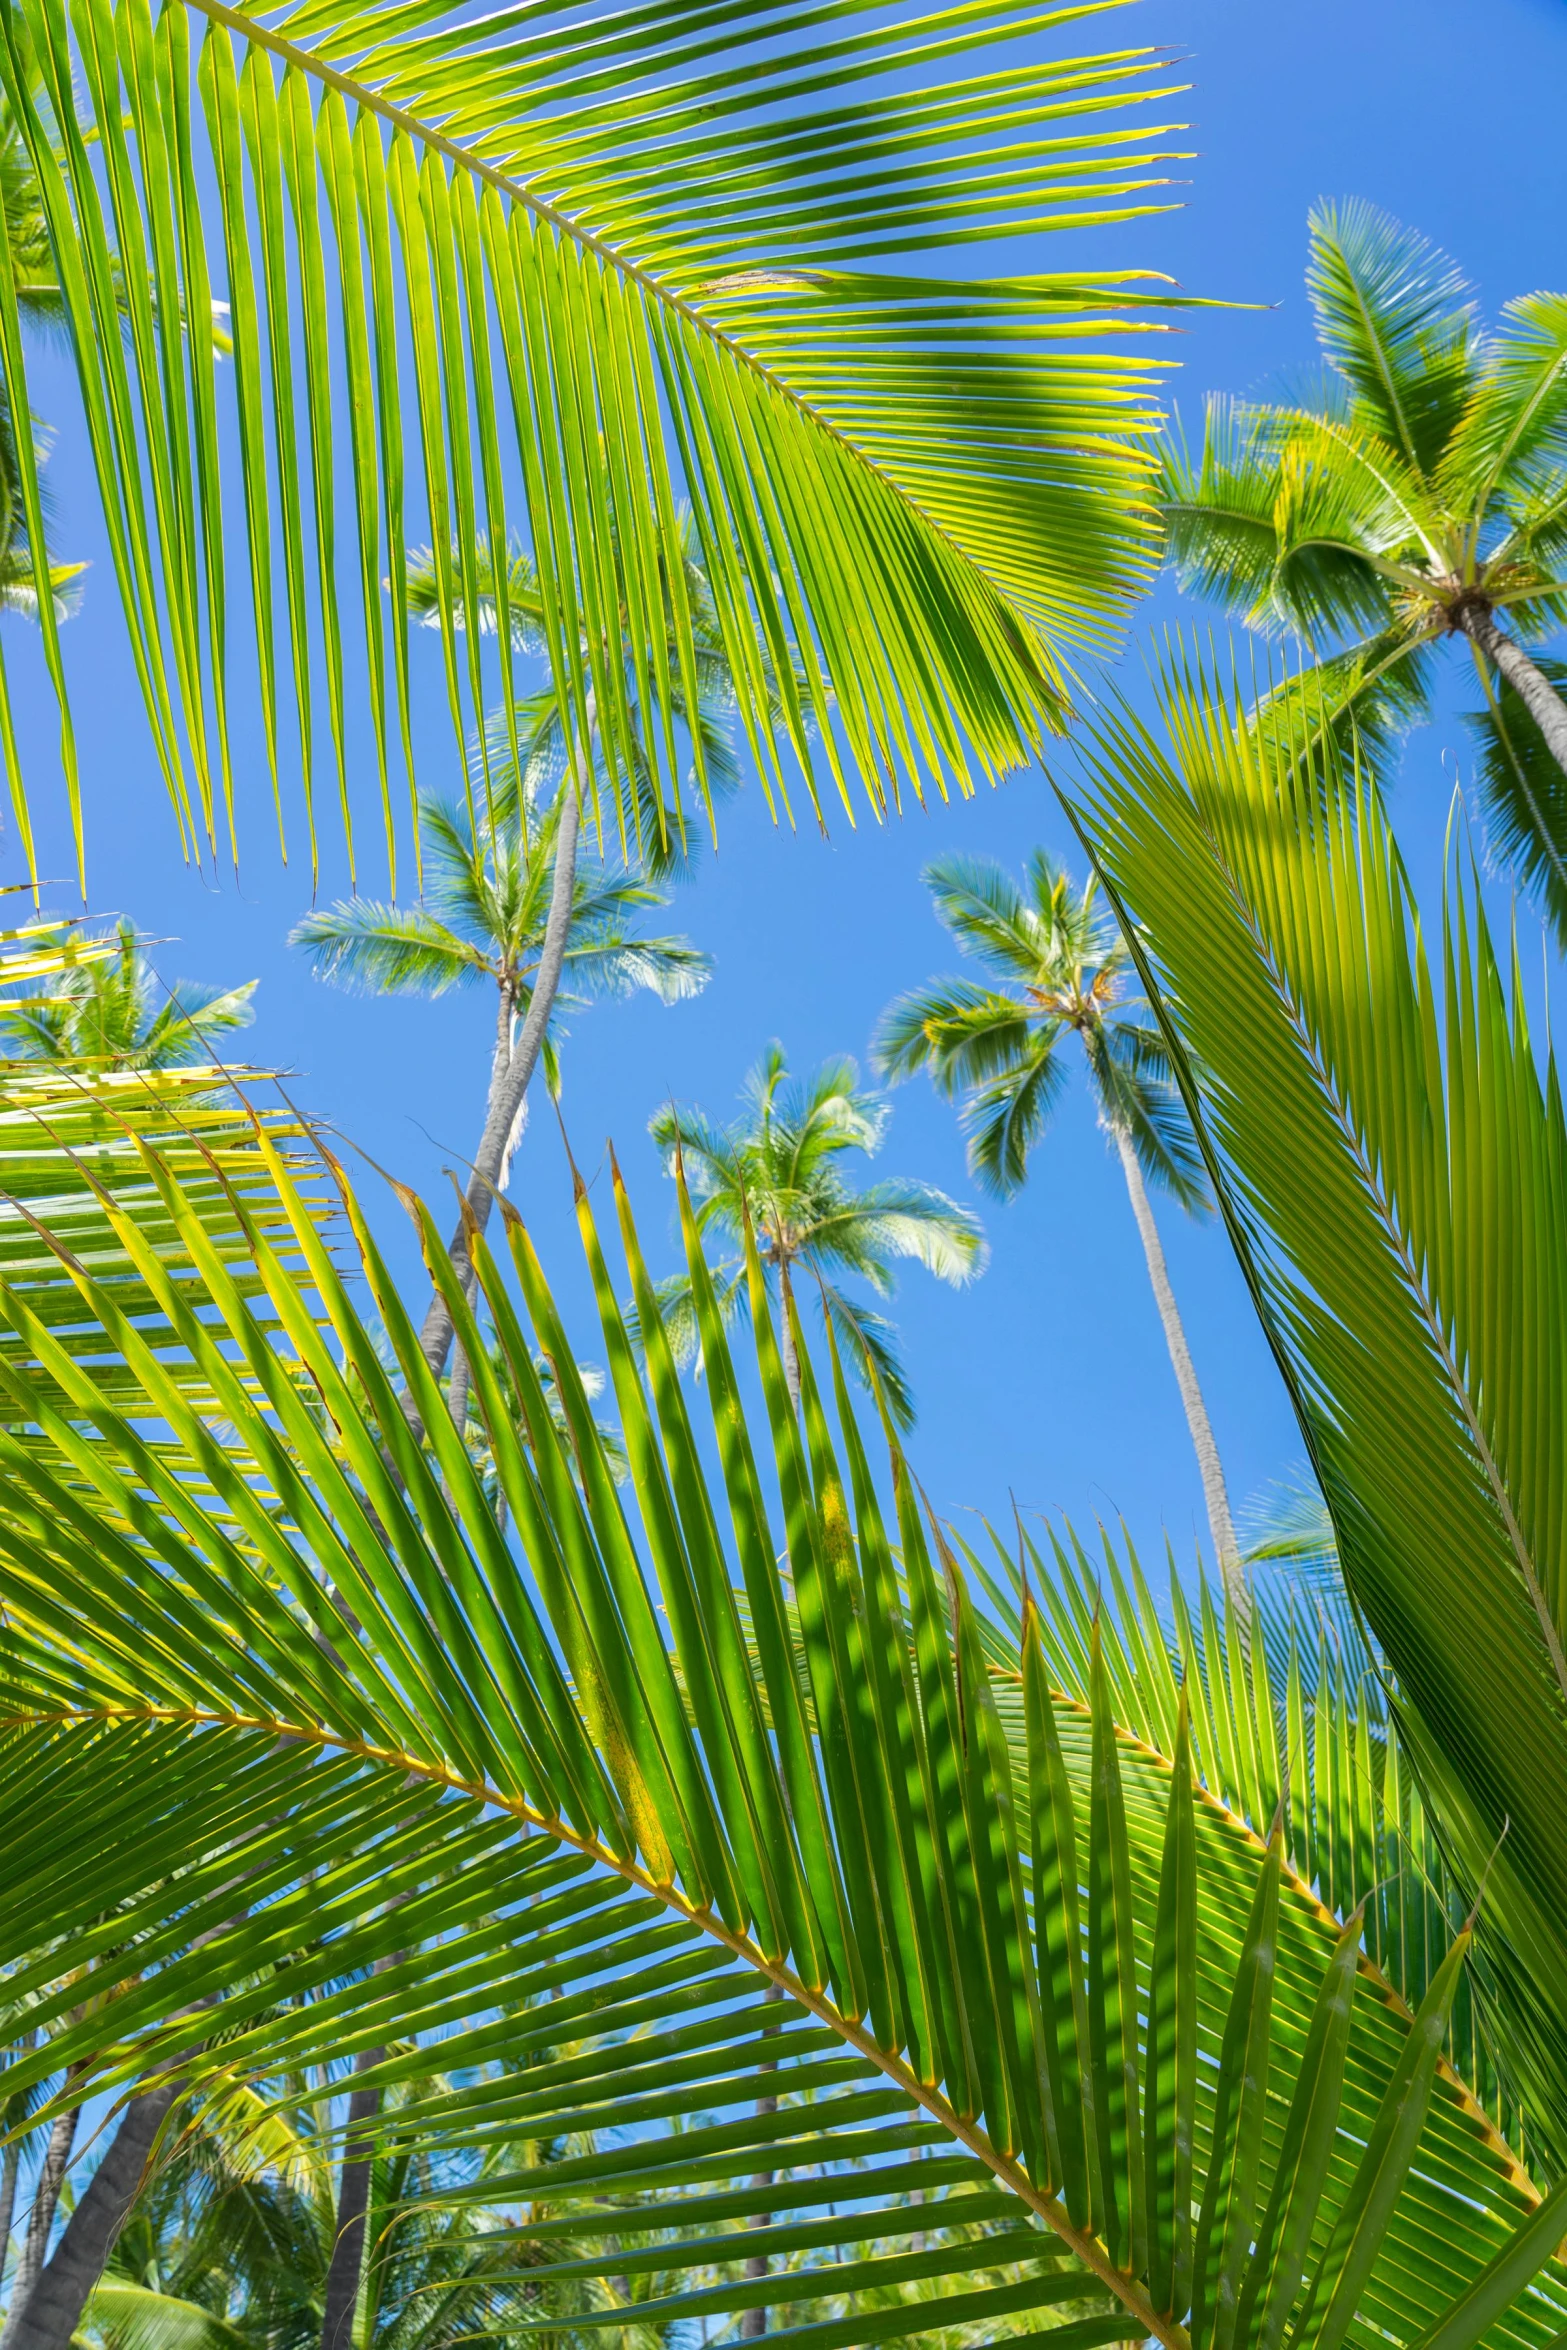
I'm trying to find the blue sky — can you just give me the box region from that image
[6,0,1567,1564]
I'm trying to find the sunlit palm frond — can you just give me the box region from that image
[1072,635,1567,2170]
[0,0,1188,879]
[1305,200,1480,478]
[289,902,492,994]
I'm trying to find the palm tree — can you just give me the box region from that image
[292,746,709,1424]
[396,523,749,1395]
[873,850,1240,1599]
[0,919,255,1069]
[649,1044,985,1427]
[1158,200,1567,936]
[0,0,1185,871]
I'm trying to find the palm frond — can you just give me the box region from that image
[1071,635,1567,2171]
[289,902,491,994]
[1,1091,1566,2350]
[1305,200,1479,477]
[0,0,1188,878]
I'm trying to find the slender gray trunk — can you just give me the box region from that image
[1456,603,1567,779]
[0,2142,19,2295]
[740,1987,783,2339]
[1111,1125,1245,1615]
[3,2085,177,2350]
[777,1269,801,1415]
[319,2051,384,2350]
[0,2106,76,2350]
[416,755,587,1399]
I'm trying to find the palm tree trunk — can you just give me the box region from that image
[1,2086,177,2350]
[320,2050,384,2350]
[1111,1125,1245,1613]
[0,2107,77,2350]
[777,1267,801,1413]
[1455,605,1567,776]
[0,2142,20,2297]
[416,745,587,1396]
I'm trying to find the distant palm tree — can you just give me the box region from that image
[399,520,755,1392]
[874,850,1242,1600]
[0,919,255,1069]
[292,753,711,1425]
[649,1044,985,1427]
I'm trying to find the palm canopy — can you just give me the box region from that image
[648,1042,985,1425]
[5,1093,1567,2350]
[0,0,1188,881]
[875,850,1205,1206]
[290,749,710,1101]
[1158,201,1567,932]
[0,916,255,1069]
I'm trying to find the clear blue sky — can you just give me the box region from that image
[6,0,1566,1563]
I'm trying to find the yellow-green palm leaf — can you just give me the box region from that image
[0,0,1190,881]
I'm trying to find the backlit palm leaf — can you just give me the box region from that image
[1071,641,1567,2171]
[0,0,1188,880]
[2,1089,1566,2350]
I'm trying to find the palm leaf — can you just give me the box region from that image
[1070,638,1567,2172]
[2,1100,1566,2350]
[0,0,1190,880]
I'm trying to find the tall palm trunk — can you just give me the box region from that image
[0,2142,19,2297]
[1111,1125,1245,1613]
[417,740,587,1404]
[3,2085,177,2350]
[0,2106,77,2350]
[320,2050,384,2350]
[1456,604,1567,778]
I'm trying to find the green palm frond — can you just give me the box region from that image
[289,901,493,994]
[1072,636,1567,2171]
[0,1069,1565,2349]
[0,0,1189,880]
[1304,201,1480,479]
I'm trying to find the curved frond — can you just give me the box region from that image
[0,0,1187,875]
[1074,636,1567,2170]
[0,1084,1565,2350]
[289,902,491,994]
[1306,200,1480,477]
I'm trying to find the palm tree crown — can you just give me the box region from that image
[650,1043,985,1427]
[0,919,256,1070]
[873,851,1203,1205]
[291,757,711,1147]
[1159,200,1567,934]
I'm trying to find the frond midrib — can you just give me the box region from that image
[184,0,1158,668]
[4,1692,1186,2346]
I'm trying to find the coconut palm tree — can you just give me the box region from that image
[397,523,751,1396]
[873,850,1241,1599]
[292,743,710,1425]
[0,919,255,1069]
[648,1044,986,1427]
[1158,200,1567,937]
